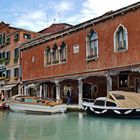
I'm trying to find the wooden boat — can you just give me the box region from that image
[8,95,67,114]
[82,91,140,118]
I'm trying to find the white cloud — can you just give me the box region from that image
[58,1,74,11]
[12,0,75,31]
[80,0,139,22]
[12,10,49,31]
[11,0,140,31]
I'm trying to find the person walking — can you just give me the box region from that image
[67,89,71,105]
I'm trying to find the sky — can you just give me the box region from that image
[0,0,139,32]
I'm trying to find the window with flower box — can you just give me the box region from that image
[86,30,98,61]
[0,51,5,64]
[6,70,11,79]
[114,25,128,52]
[14,68,19,78]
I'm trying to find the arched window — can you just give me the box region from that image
[52,44,59,64]
[45,46,51,65]
[86,30,98,60]
[114,25,128,52]
[60,41,67,62]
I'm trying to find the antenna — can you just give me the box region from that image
[47,13,48,27]
[58,12,61,23]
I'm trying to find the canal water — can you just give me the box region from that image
[0,111,140,140]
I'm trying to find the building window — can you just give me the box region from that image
[14,68,19,78]
[0,51,5,64]
[86,30,98,60]
[23,33,31,39]
[14,33,19,42]
[6,37,10,45]
[119,74,128,88]
[45,46,51,65]
[14,48,19,63]
[5,51,10,65]
[0,33,6,47]
[60,42,67,63]
[6,70,11,79]
[52,44,59,64]
[114,25,128,52]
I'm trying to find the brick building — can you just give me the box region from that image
[21,2,140,107]
[0,22,39,97]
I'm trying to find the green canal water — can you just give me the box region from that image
[0,111,140,140]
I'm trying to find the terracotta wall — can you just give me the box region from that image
[22,8,140,81]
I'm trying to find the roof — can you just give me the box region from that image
[0,21,40,36]
[21,1,140,50]
[7,26,40,36]
[38,23,72,34]
[108,91,140,108]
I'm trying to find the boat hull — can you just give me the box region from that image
[83,103,140,118]
[0,102,9,110]
[8,102,67,114]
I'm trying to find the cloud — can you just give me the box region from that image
[80,0,139,21]
[11,0,75,31]
[64,0,139,25]
[10,0,139,31]
[12,10,48,31]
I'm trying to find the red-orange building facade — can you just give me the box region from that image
[0,22,39,97]
[21,2,140,107]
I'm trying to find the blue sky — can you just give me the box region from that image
[0,0,139,32]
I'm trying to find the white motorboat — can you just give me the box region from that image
[82,91,140,118]
[8,95,67,114]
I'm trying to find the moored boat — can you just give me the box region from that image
[82,91,140,118]
[0,92,9,110]
[8,95,67,114]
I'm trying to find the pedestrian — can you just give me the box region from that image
[67,89,71,105]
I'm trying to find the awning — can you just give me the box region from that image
[0,84,17,91]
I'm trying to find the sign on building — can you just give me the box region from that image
[73,44,79,54]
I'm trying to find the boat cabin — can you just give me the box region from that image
[94,97,118,108]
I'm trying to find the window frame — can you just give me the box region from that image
[52,44,59,64]
[23,33,31,39]
[14,67,19,78]
[14,33,19,42]
[118,73,129,88]
[114,24,128,52]
[6,69,11,79]
[86,30,98,61]
[45,47,51,65]
[60,42,67,63]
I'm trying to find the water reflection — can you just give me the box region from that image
[0,111,140,140]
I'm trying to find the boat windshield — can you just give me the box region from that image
[112,93,125,100]
[94,100,105,106]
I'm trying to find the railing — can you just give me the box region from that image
[82,98,95,103]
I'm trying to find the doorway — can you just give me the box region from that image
[83,83,92,99]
